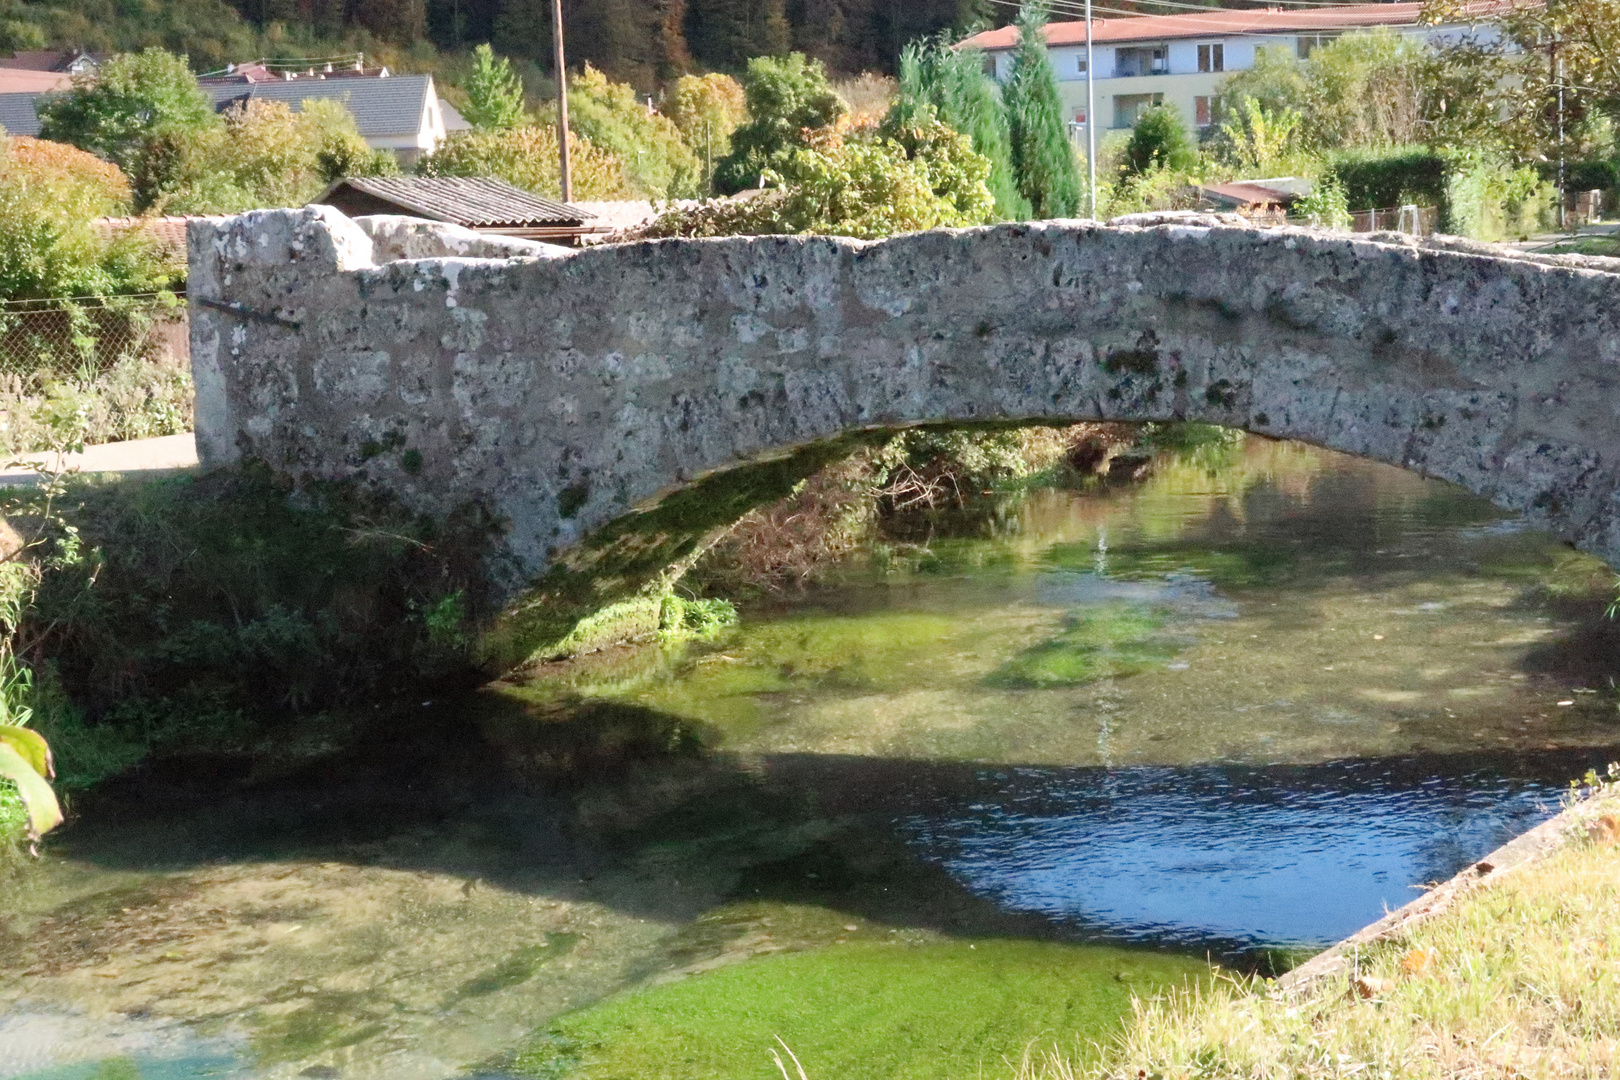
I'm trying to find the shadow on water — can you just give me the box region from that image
[48,688,1620,968]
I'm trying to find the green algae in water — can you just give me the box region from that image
[450,933,581,1000]
[618,611,969,736]
[514,938,1207,1080]
[988,604,1181,688]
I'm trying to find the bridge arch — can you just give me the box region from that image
[189,208,1620,664]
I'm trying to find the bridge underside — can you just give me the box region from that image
[189,208,1620,667]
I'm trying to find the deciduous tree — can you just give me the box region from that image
[566,63,703,197]
[37,48,217,180]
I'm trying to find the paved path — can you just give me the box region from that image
[0,433,199,485]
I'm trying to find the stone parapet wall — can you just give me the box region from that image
[189,206,1620,612]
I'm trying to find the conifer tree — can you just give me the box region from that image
[1002,3,1081,218]
[893,35,1029,220]
[463,44,527,130]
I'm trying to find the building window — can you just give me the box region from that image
[985,54,998,79]
[1296,32,1338,59]
[1077,55,1087,74]
[1114,45,1168,78]
[1113,92,1164,128]
[1194,96,1212,126]
[1074,106,1087,124]
[1197,43,1223,73]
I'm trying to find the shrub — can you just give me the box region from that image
[0,135,178,301]
[2,136,131,214]
[1447,155,1558,241]
[1293,174,1352,229]
[1123,104,1197,177]
[713,52,846,195]
[0,353,192,454]
[417,125,634,200]
[152,98,394,215]
[637,117,993,240]
[1323,146,1449,212]
[22,465,487,783]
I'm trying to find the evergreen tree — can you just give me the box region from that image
[1002,3,1081,218]
[463,43,527,129]
[893,35,1029,219]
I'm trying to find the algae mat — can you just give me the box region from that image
[515,938,1206,1080]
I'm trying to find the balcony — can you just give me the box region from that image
[1112,45,1169,78]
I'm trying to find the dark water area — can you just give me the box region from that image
[5,432,1620,1080]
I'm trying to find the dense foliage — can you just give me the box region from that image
[0,135,177,301]
[892,36,1027,220]
[713,52,845,194]
[154,98,396,213]
[37,48,217,181]
[417,123,634,198]
[638,115,993,239]
[664,71,747,172]
[567,63,704,198]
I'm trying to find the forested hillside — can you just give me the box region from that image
[0,0,1329,90]
[0,0,988,87]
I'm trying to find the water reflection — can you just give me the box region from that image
[907,760,1562,949]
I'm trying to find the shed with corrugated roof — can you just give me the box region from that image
[316,176,600,244]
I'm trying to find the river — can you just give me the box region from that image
[4,430,1618,1080]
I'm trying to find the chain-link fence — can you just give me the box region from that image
[0,294,188,390]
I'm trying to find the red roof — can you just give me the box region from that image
[0,68,71,93]
[957,0,1521,50]
[95,217,193,256]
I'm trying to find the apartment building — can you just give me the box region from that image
[958,1,1506,134]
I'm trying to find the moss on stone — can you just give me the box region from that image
[480,432,891,670]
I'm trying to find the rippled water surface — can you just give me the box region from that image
[6,434,1620,1079]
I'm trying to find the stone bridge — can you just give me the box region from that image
[189,207,1620,664]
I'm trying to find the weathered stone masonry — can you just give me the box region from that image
[190,206,1620,620]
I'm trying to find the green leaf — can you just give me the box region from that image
[0,723,52,779]
[0,741,62,837]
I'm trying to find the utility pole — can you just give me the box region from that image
[1554,38,1566,231]
[1085,0,1097,217]
[552,0,573,202]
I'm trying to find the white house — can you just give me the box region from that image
[958,0,1509,135]
[202,73,471,166]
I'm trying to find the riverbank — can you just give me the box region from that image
[1022,774,1620,1080]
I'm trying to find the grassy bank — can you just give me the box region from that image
[1019,777,1620,1080]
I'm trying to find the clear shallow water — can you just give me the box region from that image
[6,432,1620,1079]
